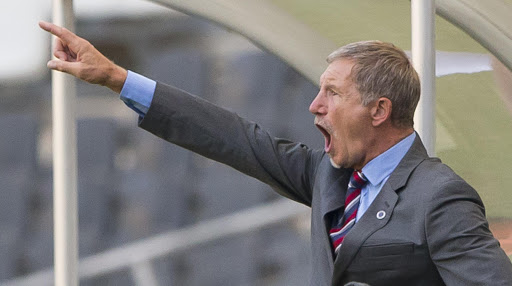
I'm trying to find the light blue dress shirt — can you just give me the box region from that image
[120,70,156,117]
[357,132,416,222]
[119,70,416,220]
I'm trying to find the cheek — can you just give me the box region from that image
[337,120,366,152]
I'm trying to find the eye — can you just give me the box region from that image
[329,89,339,96]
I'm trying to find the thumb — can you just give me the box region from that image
[47,59,80,76]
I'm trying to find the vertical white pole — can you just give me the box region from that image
[52,0,78,286]
[412,0,436,156]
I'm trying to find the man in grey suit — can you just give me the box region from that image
[40,21,512,285]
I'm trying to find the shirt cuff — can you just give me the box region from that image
[119,70,157,117]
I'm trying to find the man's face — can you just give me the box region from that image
[309,59,373,170]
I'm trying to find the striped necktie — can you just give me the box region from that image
[329,170,368,254]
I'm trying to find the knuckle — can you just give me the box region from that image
[83,40,93,48]
[76,69,84,78]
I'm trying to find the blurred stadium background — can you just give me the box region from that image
[1,0,511,285]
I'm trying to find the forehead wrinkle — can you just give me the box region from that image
[322,74,351,94]
[319,72,339,89]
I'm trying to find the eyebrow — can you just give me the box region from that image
[319,76,337,88]
[321,81,338,91]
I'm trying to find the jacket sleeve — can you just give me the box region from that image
[138,82,325,206]
[425,174,512,285]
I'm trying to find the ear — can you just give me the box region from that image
[370,97,392,127]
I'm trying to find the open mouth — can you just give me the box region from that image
[315,123,332,153]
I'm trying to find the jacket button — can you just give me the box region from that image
[376,210,386,220]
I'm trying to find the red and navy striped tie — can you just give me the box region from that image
[330,171,368,255]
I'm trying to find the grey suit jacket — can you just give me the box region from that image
[139,82,512,285]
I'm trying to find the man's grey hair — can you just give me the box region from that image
[327,40,420,128]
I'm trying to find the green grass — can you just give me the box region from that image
[437,72,512,217]
[268,0,512,218]
[268,0,488,52]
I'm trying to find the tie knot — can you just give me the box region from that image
[349,171,368,190]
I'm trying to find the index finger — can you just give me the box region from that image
[39,21,77,45]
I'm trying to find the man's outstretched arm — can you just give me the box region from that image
[39,21,127,93]
[39,20,321,206]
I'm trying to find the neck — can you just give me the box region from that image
[355,127,414,170]
[379,128,414,151]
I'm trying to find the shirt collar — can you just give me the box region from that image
[362,132,416,186]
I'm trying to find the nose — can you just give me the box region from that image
[309,90,326,115]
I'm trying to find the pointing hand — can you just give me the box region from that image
[39,21,127,93]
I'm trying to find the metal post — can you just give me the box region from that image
[52,0,78,285]
[412,0,436,156]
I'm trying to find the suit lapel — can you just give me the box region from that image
[318,167,352,265]
[320,168,352,218]
[331,134,429,284]
[331,182,398,281]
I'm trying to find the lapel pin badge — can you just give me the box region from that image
[376,210,386,220]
